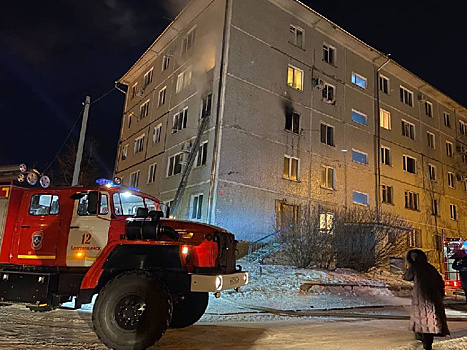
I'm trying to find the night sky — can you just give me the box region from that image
[1,0,465,181]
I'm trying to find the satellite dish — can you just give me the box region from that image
[39,175,51,188]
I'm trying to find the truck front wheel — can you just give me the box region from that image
[92,271,173,350]
[170,291,208,328]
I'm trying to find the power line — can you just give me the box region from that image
[91,87,116,105]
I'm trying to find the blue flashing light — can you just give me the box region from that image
[127,186,140,192]
[96,178,114,186]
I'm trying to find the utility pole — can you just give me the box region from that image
[72,95,91,186]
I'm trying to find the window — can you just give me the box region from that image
[140,100,150,119]
[319,213,334,233]
[148,163,157,183]
[428,163,436,181]
[379,75,389,94]
[167,153,184,177]
[77,191,107,216]
[380,108,391,130]
[29,194,59,216]
[320,123,335,146]
[351,109,367,126]
[172,107,188,133]
[403,155,416,174]
[153,124,162,143]
[404,191,419,211]
[427,132,435,149]
[182,27,196,53]
[432,199,440,216]
[131,83,138,99]
[446,141,453,157]
[190,193,203,220]
[352,149,368,164]
[464,179,467,192]
[323,43,335,64]
[447,172,455,188]
[450,204,458,221]
[276,200,300,228]
[287,65,303,91]
[176,68,192,93]
[353,191,369,206]
[122,144,128,160]
[459,120,466,135]
[444,112,451,127]
[381,146,391,166]
[127,113,133,129]
[134,134,145,154]
[285,111,300,134]
[162,54,171,71]
[113,192,147,216]
[381,185,393,204]
[283,155,299,181]
[407,229,421,248]
[129,171,140,188]
[351,72,367,89]
[321,165,335,190]
[289,25,304,48]
[400,86,413,106]
[401,120,415,140]
[201,94,212,119]
[158,87,166,107]
[425,101,433,117]
[322,83,335,103]
[196,141,208,167]
[143,68,153,87]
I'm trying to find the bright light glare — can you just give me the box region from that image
[75,251,85,258]
[181,246,189,255]
[122,191,132,198]
[215,276,223,291]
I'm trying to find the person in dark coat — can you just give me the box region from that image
[404,249,450,350]
[452,255,467,303]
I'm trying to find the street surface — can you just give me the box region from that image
[1,301,467,349]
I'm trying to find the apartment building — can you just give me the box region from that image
[115,0,467,264]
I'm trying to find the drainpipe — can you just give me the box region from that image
[374,55,391,221]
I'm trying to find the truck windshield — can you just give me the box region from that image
[113,193,145,216]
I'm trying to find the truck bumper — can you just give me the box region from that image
[190,271,249,292]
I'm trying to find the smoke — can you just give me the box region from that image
[281,91,294,118]
[161,0,191,19]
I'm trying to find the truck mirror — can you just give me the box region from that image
[87,191,98,215]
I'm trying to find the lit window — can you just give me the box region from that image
[450,204,458,221]
[129,171,140,188]
[134,134,145,154]
[140,100,150,119]
[381,185,393,204]
[428,164,436,181]
[444,112,451,127]
[323,43,335,64]
[121,144,129,160]
[403,155,416,174]
[351,72,367,89]
[353,191,369,206]
[381,146,391,166]
[182,27,196,53]
[319,213,334,233]
[143,68,153,87]
[425,101,433,117]
[283,155,299,181]
[176,68,192,93]
[447,172,455,188]
[147,163,157,183]
[320,123,335,146]
[322,83,335,103]
[289,25,304,48]
[196,141,208,167]
[380,109,391,130]
[158,87,166,107]
[190,193,203,220]
[153,124,162,143]
[167,153,184,177]
[352,149,368,165]
[404,191,419,211]
[402,120,415,140]
[400,86,413,106]
[379,75,389,94]
[427,132,435,149]
[285,111,300,134]
[351,109,367,126]
[446,141,454,157]
[172,107,188,133]
[287,65,303,91]
[321,165,335,190]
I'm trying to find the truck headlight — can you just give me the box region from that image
[215,276,223,291]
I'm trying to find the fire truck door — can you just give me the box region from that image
[66,191,111,267]
[16,193,61,264]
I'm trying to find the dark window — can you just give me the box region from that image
[320,123,334,146]
[285,112,300,134]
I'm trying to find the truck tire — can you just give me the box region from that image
[92,271,173,350]
[170,291,208,328]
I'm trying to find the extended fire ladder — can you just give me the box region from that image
[170,94,212,216]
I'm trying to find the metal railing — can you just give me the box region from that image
[247,225,291,262]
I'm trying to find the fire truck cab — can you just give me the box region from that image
[0,182,248,350]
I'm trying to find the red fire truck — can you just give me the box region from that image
[0,181,248,350]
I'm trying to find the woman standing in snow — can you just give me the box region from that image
[404,249,449,350]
